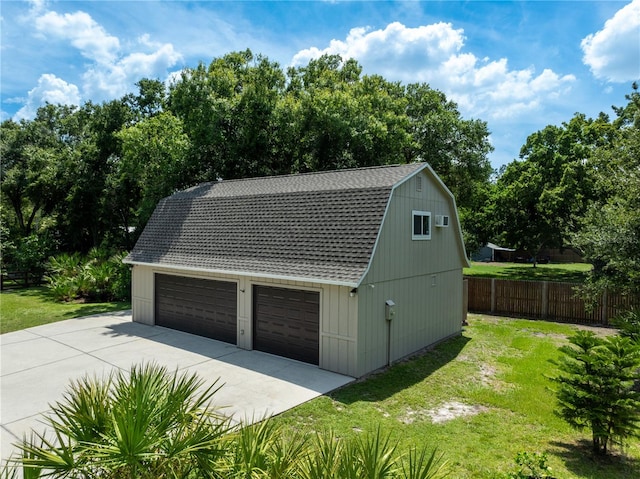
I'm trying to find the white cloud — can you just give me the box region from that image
[27,0,47,16]
[293,21,464,68]
[35,10,120,65]
[292,21,575,121]
[82,42,183,98]
[14,74,81,120]
[581,0,640,82]
[15,5,183,118]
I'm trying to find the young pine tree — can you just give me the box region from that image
[552,330,640,455]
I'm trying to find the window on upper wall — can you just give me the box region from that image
[412,210,431,240]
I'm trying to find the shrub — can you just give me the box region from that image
[505,451,555,479]
[552,331,640,455]
[45,252,84,301]
[4,365,449,479]
[223,416,307,478]
[299,427,448,479]
[613,307,640,344]
[46,251,131,302]
[9,364,232,479]
[1,233,54,285]
[106,251,132,301]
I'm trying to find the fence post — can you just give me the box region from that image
[463,279,469,325]
[601,290,608,325]
[491,278,496,314]
[541,281,549,319]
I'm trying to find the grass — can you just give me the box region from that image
[464,261,592,283]
[2,287,637,477]
[273,315,639,479]
[0,286,131,334]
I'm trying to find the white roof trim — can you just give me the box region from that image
[122,259,359,288]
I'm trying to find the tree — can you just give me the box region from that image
[3,50,495,260]
[552,331,640,455]
[168,51,493,215]
[124,78,167,119]
[458,181,498,258]
[168,50,288,181]
[403,83,494,254]
[493,112,615,265]
[0,106,72,238]
[54,100,135,252]
[573,84,640,301]
[404,83,493,208]
[116,111,191,229]
[288,55,411,172]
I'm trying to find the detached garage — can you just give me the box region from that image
[124,163,469,378]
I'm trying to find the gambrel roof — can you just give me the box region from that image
[125,163,427,286]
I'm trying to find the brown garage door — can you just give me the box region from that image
[155,274,237,344]
[253,285,319,365]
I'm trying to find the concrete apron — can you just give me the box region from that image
[1,311,353,463]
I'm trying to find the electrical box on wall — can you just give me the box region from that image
[385,299,396,321]
[435,215,450,227]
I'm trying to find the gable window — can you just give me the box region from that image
[412,210,431,240]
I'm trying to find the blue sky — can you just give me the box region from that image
[2,0,639,169]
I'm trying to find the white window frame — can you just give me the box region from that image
[412,210,431,240]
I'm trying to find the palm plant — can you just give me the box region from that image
[81,259,115,301]
[300,429,343,479]
[45,252,84,301]
[400,447,449,479]
[45,252,83,279]
[3,364,449,479]
[301,428,448,479]
[351,427,397,479]
[222,416,307,478]
[8,363,233,478]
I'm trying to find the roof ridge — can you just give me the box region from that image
[215,162,423,185]
[170,163,425,200]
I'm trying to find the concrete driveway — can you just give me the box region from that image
[1,311,353,462]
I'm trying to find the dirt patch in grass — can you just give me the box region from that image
[398,401,489,425]
[456,352,506,390]
[478,363,498,387]
[427,401,489,424]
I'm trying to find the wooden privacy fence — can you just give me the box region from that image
[465,277,638,325]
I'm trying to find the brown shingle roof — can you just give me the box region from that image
[125,163,425,285]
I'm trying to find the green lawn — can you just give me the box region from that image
[0,286,131,334]
[464,261,592,283]
[273,315,639,479]
[2,288,637,478]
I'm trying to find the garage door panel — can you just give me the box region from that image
[253,285,319,365]
[155,274,237,344]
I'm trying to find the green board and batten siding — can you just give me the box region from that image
[355,172,466,376]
